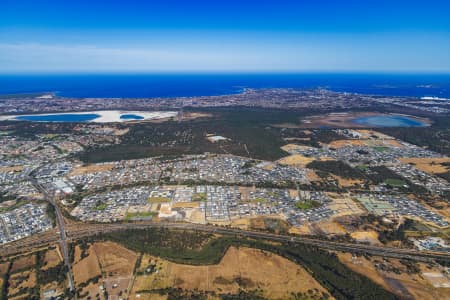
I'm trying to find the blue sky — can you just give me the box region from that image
[1,0,450,73]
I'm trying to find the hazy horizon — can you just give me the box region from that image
[1,0,450,73]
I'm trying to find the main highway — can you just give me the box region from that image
[1,219,449,263]
[28,176,75,293]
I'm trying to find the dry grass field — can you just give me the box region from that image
[69,163,114,176]
[313,221,347,235]
[399,157,450,174]
[79,282,106,300]
[94,242,137,275]
[185,208,206,224]
[421,268,450,288]
[171,201,200,209]
[10,254,36,273]
[72,243,128,300]
[328,138,404,149]
[0,264,5,297]
[350,231,381,245]
[8,294,33,300]
[0,165,23,172]
[338,253,450,300]
[94,242,138,299]
[8,269,37,298]
[277,154,316,167]
[42,247,62,270]
[230,217,251,229]
[332,175,364,188]
[280,143,315,153]
[130,246,330,299]
[306,169,322,182]
[0,262,9,276]
[328,139,368,148]
[73,245,102,286]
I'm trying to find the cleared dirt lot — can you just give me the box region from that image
[130,246,329,299]
[327,193,364,218]
[69,163,114,176]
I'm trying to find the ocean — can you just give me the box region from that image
[0,73,449,98]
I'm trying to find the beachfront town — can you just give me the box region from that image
[1,88,449,115]
[1,124,449,247]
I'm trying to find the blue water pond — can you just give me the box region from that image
[15,113,100,122]
[352,115,427,127]
[120,114,144,120]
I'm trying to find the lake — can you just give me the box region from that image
[120,114,144,120]
[351,115,428,127]
[15,113,100,122]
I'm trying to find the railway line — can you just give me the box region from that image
[1,221,449,263]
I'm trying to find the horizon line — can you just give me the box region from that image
[1,70,450,76]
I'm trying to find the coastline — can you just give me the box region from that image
[1,73,450,99]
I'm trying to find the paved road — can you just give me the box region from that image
[29,177,75,293]
[2,220,449,263]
